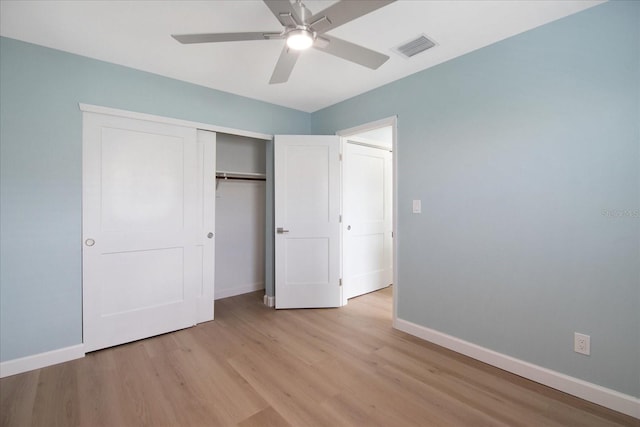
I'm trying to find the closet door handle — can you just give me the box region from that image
[276,227,289,234]
[207,232,214,239]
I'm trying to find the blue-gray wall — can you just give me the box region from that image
[0,36,309,362]
[312,1,639,397]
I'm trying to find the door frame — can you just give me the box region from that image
[337,116,398,322]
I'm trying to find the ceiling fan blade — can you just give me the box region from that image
[313,35,389,70]
[269,45,301,84]
[263,0,301,27]
[308,0,395,34]
[172,32,282,44]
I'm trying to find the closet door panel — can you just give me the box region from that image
[82,113,210,352]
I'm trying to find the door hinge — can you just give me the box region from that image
[339,153,343,161]
[339,278,343,287]
[339,214,342,223]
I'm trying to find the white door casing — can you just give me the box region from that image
[274,135,341,308]
[82,112,214,352]
[342,142,393,300]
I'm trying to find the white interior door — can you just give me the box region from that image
[274,135,341,308]
[343,142,392,300]
[82,113,214,352]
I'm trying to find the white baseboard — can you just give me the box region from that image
[214,282,264,300]
[0,344,85,378]
[394,318,640,419]
[263,294,275,308]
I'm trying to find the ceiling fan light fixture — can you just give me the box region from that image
[286,29,314,50]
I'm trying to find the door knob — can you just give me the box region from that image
[85,238,95,247]
[207,232,214,239]
[347,225,351,230]
[276,227,290,234]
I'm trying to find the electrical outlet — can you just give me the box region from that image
[574,332,590,356]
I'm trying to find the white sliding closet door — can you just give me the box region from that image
[196,130,216,322]
[82,113,215,352]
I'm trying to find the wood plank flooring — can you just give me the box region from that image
[1,287,637,426]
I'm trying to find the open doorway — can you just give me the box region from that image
[214,133,267,301]
[338,117,397,314]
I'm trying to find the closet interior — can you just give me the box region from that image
[214,133,266,300]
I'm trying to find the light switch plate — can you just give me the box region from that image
[412,199,421,214]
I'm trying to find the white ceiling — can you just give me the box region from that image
[0,0,602,112]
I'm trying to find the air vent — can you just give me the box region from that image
[393,34,436,58]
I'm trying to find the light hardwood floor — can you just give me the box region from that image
[1,287,637,426]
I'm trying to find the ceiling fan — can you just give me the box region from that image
[172,0,396,84]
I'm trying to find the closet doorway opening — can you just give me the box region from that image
[338,117,397,318]
[214,133,267,301]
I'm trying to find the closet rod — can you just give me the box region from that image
[216,176,266,182]
[215,171,266,182]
